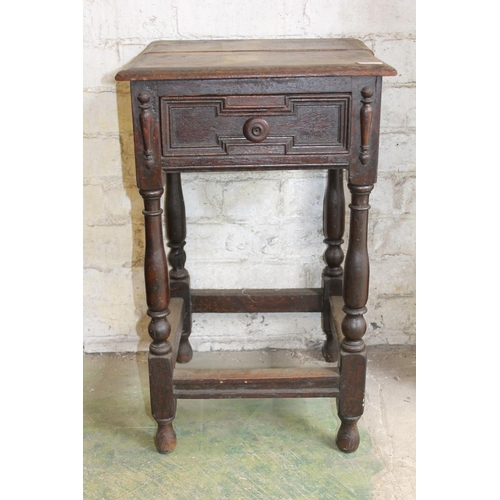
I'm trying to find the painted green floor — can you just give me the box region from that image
[84,351,386,500]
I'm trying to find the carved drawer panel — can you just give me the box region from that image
[160,94,350,159]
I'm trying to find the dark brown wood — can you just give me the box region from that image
[160,93,349,171]
[359,87,374,165]
[165,173,193,363]
[322,169,345,362]
[149,298,183,454]
[133,81,180,452]
[174,366,340,399]
[157,76,353,97]
[138,93,156,170]
[162,154,348,172]
[336,183,373,453]
[170,279,192,364]
[168,298,184,369]
[191,288,323,313]
[140,186,177,453]
[323,169,345,280]
[161,94,349,155]
[348,77,382,186]
[149,355,176,453]
[140,188,171,356]
[132,84,163,191]
[165,173,188,280]
[243,116,271,143]
[321,278,341,363]
[117,39,395,455]
[116,39,397,81]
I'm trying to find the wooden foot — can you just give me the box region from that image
[149,353,176,454]
[177,334,193,363]
[154,419,177,454]
[336,416,360,453]
[322,335,337,362]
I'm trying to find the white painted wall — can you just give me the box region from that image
[83,0,416,353]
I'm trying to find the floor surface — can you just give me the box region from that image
[83,346,415,499]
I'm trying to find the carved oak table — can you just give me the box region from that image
[115,39,396,454]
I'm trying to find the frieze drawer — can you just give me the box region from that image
[160,94,351,170]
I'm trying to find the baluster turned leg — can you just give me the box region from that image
[321,169,345,362]
[336,183,373,453]
[141,187,177,454]
[165,172,193,363]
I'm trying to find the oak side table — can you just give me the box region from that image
[115,39,396,454]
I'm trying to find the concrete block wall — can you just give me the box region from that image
[83,0,416,353]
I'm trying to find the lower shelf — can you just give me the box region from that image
[168,293,341,400]
[174,366,340,399]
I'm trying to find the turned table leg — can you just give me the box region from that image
[140,187,177,453]
[336,183,373,453]
[165,172,193,363]
[322,169,345,362]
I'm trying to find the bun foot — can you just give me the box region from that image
[176,336,193,363]
[154,421,177,454]
[322,338,337,362]
[336,418,360,453]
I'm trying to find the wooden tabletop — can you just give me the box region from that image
[115,38,397,81]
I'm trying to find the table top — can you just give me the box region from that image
[115,38,397,81]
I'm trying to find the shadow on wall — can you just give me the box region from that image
[115,80,151,351]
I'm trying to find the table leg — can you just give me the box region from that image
[165,172,193,363]
[336,183,373,453]
[321,169,345,362]
[140,187,177,453]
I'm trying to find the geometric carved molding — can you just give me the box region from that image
[160,94,350,157]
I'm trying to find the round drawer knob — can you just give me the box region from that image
[243,117,270,143]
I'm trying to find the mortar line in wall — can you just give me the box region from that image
[384,82,416,89]
[333,32,416,41]
[88,32,416,46]
[375,174,416,182]
[380,127,416,135]
[368,215,415,222]
[83,87,119,94]
[379,129,416,135]
[376,293,415,300]
[302,0,311,34]
[83,133,122,139]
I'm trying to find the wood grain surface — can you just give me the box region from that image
[116,38,396,81]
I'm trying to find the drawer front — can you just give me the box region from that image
[160,94,350,159]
